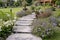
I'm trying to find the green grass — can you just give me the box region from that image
[0,7,23,21]
[0,7,22,14]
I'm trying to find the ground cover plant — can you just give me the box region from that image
[32,6,60,40]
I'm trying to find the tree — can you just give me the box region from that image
[17,0,22,6]
[7,0,14,7]
[0,0,3,7]
[52,0,60,5]
[56,0,60,5]
[25,0,32,6]
[26,0,32,3]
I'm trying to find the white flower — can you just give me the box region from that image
[14,17,17,20]
[4,21,9,27]
[4,21,9,25]
[42,34,45,38]
[4,20,13,27]
[13,20,16,22]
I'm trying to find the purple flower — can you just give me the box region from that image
[49,17,57,23]
[52,23,57,27]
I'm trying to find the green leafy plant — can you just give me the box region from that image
[0,10,14,21]
[0,24,13,40]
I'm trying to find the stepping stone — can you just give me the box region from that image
[21,14,36,19]
[6,13,42,40]
[25,15,36,19]
[15,21,33,26]
[18,18,34,21]
[6,33,42,40]
[21,17,34,19]
[13,26,32,32]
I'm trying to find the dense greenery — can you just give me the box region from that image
[0,0,33,8]
[0,24,13,40]
[56,0,60,5]
[26,0,32,6]
[0,8,20,40]
[52,0,60,5]
[32,6,60,40]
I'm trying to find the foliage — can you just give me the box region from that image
[14,0,22,7]
[7,0,15,7]
[0,21,14,40]
[0,9,15,40]
[32,20,55,39]
[0,10,14,21]
[53,9,60,17]
[26,0,32,6]
[0,1,3,7]
[32,7,60,40]
[26,0,32,3]
[56,0,60,5]
[43,27,60,40]
[51,7,56,11]
[31,6,35,12]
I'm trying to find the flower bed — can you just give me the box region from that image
[32,8,60,40]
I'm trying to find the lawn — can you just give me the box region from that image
[0,7,23,22]
[0,7,22,14]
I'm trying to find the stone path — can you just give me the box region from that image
[6,13,42,40]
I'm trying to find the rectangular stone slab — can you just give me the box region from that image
[13,26,32,32]
[15,21,33,26]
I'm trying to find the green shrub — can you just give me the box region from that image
[32,18,56,39]
[32,24,54,39]
[53,9,60,17]
[26,0,32,6]
[56,1,60,5]
[51,7,56,11]
[31,6,35,12]
[0,24,13,39]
